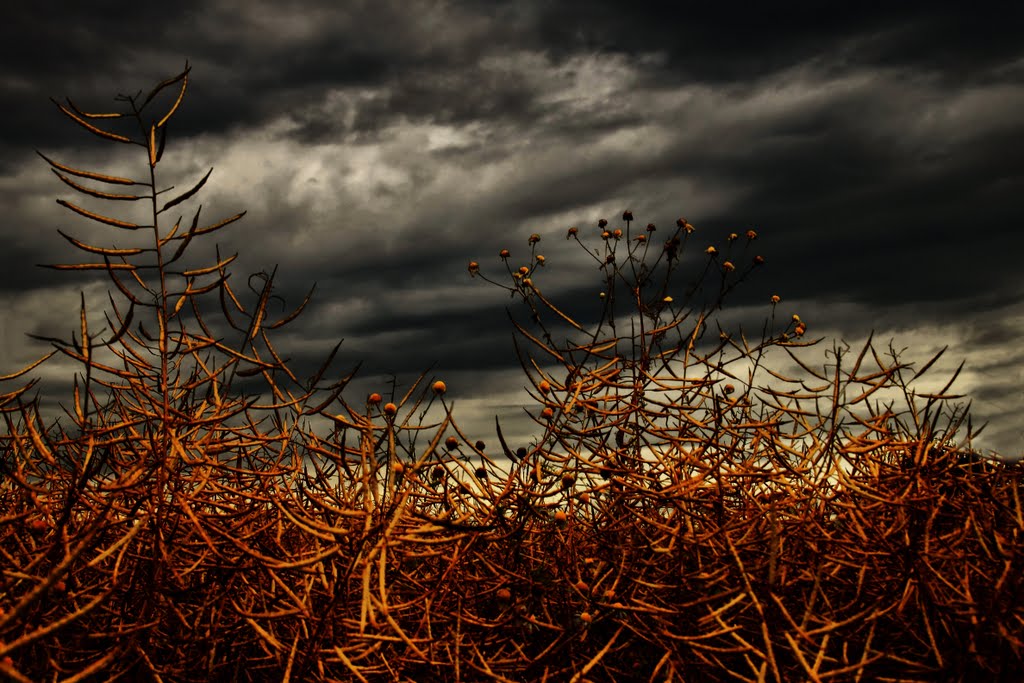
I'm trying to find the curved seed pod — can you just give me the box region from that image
[51,99,132,143]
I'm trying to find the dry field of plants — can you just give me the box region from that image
[1,64,1021,682]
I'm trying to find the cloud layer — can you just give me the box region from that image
[1,2,1021,457]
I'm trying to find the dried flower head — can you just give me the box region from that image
[646,223,656,232]
[383,402,398,416]
[705,246,718,256]
[754,255,765,265]
[728,232,738,242]
[722,261,735,272]
[612,229,622,239]
[536,254,545,264]
[567,226,578,238]
[528,233,541,245]
[746,229,758,240]
[771,294,781,304]
[445,436,459,450]
[432,380,447,395]
[499,248,510,259]
[622,210,633,221]
[598,218,608,228]
[368,392,383,405]
[468,261,480,275]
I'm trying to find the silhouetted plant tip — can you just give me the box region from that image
[0,66,1020,683]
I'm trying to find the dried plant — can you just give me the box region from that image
[0,66,1020,682]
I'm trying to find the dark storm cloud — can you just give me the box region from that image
[523,2,1024,82]
[0,2,1021,456]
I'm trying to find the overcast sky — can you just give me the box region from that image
[1,2,1021,459]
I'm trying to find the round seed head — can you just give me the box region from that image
[432,380,447,395]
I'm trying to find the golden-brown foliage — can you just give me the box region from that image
[0,66,1021,682]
